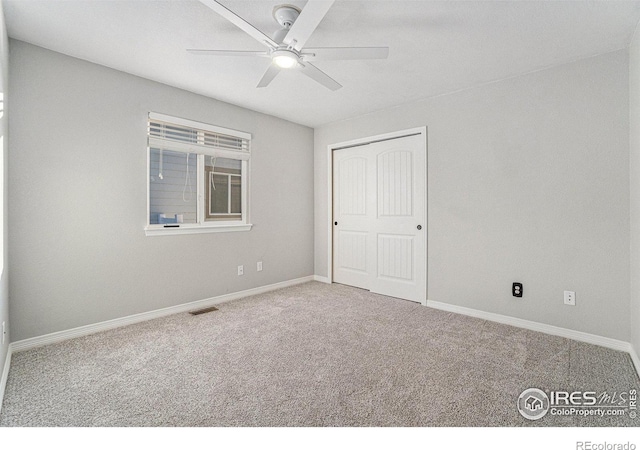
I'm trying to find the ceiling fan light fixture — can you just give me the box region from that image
[194,0,387,90]
[272,49,299,69]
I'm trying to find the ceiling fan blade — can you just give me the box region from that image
[298,62,341,91]
[283,0,335,51]
[199,0,278,49]
[302,47,389,61]
[257,64,281,88]
[187,49,270,57]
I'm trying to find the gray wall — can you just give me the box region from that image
[315,50,630,341]
[9,40,314,341]
[0,3,9,377]
[630,33,640,360]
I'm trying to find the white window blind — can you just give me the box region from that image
[148,112,251,160]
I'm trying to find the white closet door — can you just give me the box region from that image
[333,134,426,303]
[333,147,372,290]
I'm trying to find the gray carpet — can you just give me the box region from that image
[1,281,638,427]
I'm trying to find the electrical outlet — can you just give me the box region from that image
[512,282,523,298]
[564,291,576,306]
[237,265,244,276]
[257,261,263,272]
[2,321,5,345]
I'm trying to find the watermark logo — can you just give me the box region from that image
[576,442,636,450]
[518,388,637,421]
[517,388,550,420]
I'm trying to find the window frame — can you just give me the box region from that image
[145,112,252,236]
[205,163,242,221]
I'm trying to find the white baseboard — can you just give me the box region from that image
[427,300,638,375]
[313,275,331,284]
[11,276,315,353]
[0,343,12,415]
[630,345,640,379]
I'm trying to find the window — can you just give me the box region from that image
[146,113,252,236]
[205,157,242,221]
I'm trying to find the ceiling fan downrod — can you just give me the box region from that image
[272,5,301,44]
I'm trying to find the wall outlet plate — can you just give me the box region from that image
[257,261,263,272]
[512,282,523,298]
[237,265,244,276]
[564,291,576,306]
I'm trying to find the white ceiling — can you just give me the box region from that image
[4,0,640,127]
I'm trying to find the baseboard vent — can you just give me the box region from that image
[189,306,219,315]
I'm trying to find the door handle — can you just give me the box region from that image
[334,222,338,226]
[417,225,422,230]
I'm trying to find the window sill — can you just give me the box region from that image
[144,223,253,236]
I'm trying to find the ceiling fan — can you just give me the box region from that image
[188,0,389,91]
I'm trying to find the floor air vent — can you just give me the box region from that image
[189,306,219,315]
